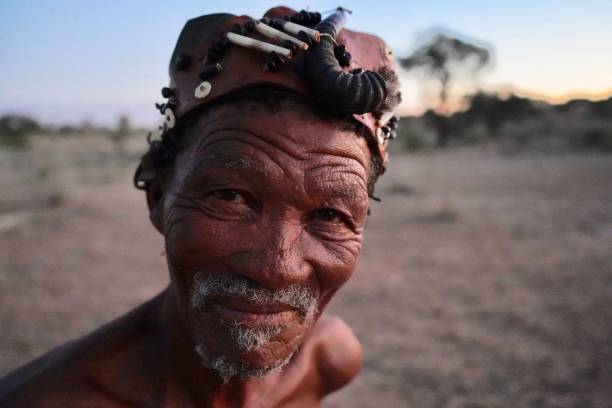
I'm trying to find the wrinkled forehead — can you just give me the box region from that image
[173,103,372,188]
[186,101,370,166]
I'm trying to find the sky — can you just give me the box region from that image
[1,0,611,125]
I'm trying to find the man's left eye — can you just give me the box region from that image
[312,208,343,223]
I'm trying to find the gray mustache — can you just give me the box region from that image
[190,274,318,322]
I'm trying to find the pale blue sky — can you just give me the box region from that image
[1,0,611,125]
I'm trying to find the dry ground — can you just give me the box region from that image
[1,134,611,407]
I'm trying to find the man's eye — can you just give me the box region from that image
[211,189,246,204]
[313,208,343,223]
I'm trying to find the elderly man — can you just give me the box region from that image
[0,6,400,406]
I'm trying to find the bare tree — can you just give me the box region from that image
[400,33,492,146]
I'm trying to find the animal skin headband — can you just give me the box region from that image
[153,6,401,170]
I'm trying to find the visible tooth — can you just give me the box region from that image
[255,21,309,51]
[226,32,292,58]
[280,21,320,42]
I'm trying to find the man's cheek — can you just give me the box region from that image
[165,209,249,272]
[305,237,362,294]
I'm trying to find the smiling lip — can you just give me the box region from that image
[208,296,298,324]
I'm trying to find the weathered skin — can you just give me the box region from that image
[0,103,370,407]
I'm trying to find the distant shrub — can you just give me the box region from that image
[572,122,612,152]
[0,114,41,149]
[396,118,437,151]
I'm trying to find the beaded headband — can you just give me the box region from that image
[153,6,401,170]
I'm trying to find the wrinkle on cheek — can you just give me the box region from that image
[306,236,363,292]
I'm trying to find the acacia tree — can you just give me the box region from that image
[400,33,492,146]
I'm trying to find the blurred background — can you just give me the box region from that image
[1,1,611,407]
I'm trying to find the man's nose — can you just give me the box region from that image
[228,217,311,289]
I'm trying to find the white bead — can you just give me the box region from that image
[164,108,176,129]
[194,81,212,99]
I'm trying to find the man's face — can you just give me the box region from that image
[159,102,371,380]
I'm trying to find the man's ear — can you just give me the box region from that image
[135,153,169,234]
[146,176,166,234]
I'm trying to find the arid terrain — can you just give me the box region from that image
[1,134,611,407]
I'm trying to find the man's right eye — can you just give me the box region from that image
[210,189,246,204]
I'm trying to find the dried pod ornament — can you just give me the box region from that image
[146,6,401,178]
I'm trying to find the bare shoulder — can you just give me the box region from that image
[0,296,163,407]
[0,340,115,407]
[306,314,363,394]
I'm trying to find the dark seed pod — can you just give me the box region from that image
[199,63,223,80]
[230,23,248,36]
[296,30,313,46]
[270,51,287,65]
[334,45,351,67]
[388,115,400,129]
[207,36,231,62]
[166,99,177,110]
[265,17,283,30]
[304,10,387,115]
[161,87,174,98]
[174,52,191,71]
[296,10,321,27]
[282,40,299,54]
[311,12,322,25]
[244,19,256,33]
[155,102,165,113]
[263,51,287,72]
[381,126,391,136]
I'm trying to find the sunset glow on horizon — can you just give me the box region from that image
[1,0,611,124]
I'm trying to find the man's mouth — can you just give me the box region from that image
[189,274,319,324]
[207,296,299,324]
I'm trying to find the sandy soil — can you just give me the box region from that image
[1,135,611,407]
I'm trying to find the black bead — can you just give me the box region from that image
[282,40,298,54]
[297,31,313,46]
[161,87,174,98]
[175,52,191,71]
[269,51,287,65]
[244,19,256,33]
[338,51,351,67]
[381,126,391,139]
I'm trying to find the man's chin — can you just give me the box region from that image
[194,337,296,383]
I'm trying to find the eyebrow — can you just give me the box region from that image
[191,152,268,176]
[307,176,368,201]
